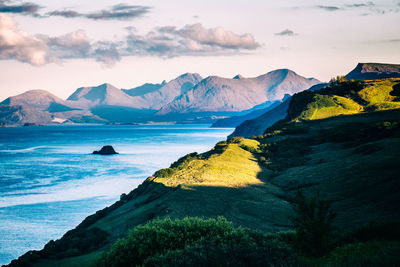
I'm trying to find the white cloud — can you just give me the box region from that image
[173,23,259,50]
[0,15,260,66]
[0,13,47,65]
[126,23,260,57]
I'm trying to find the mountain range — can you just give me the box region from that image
[0,69,319,126]
[3,63,395,127]
[157,69,318,114]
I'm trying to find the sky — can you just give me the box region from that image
[0,0,399,100]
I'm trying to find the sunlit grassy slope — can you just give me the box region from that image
[287,78,400,121]
[9,79,400,267]
[151,138,262,187]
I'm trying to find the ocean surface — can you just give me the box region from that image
[0,124,233,265]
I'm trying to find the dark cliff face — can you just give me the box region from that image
[346,63,400,80]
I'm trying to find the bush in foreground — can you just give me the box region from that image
[96,217,296,267]
[290,190,337,257]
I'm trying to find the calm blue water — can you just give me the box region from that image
[0,124,233,265]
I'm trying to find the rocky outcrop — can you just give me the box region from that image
[92,145,118,155]
[346,63,400,80]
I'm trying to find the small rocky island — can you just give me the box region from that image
[92,145,118,155]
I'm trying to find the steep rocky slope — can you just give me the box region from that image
[228,98,291,138]
[228,83,327,137]
[211,100,282,128]
[346,63,400,80]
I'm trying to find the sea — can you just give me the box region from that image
[0,124,233,265]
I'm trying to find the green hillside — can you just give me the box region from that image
[8,79,400,267]
[286,78,400,122]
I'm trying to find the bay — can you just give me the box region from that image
[0,124,233,265]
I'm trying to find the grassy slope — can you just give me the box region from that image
[287,78,400,122]
[9,79,400,266]
[28,138,293,266]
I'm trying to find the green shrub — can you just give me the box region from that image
[329,75,347,84]
[97,217,296,267]
[228,136,243,143]
[239,144,259,154]
[153,167,175,178]
[290,190,337,257]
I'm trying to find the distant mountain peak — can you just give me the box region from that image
[233,74,245,79]
[0,89,77,119]
[178,73,202,80]
[2,89,67,108]
[67,83,138,108]
[123,73,203,110]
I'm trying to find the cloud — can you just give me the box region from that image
[292,2,397,15]
[0,0,41,16]
[316,5,341,11]
[92,41,122,65]
[46,10,80,18]
[44,30,92,60]
[0,14,260,66]
[275,29,296,36]
[47,4,150,20]
[0,1,150,20]
[124,23,260,58]
[345,2,375,8]
[158,23,260,50]
[0,14,100,65]
[0,13,47,65]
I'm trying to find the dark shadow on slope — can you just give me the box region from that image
[255,108,400,230]
[390,82,400,100]
[47,102,80,113]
